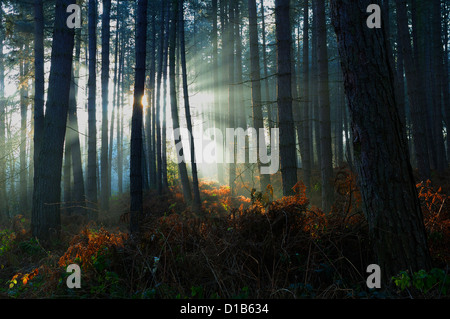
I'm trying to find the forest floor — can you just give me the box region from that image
[1,166,450,299]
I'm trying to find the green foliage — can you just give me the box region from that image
[19,238,43,255]
[0,229,14,256]
[392,268,450,296]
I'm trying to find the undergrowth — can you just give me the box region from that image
[1,168,449,299]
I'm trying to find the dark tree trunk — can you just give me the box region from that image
[147,6,157,189]
[101,0,111,211]
[331,0,432,281]
[260,0,273,144]
[0,0,7,220]
[179,0,201,211]
[87,0,98,217]
[275,0,297,196]
[302,0,311,195]
[443,2,450,162]
[33,0,44,217]
[431,0,447,171]
[68,73,86,215]
[316,0,334,213]
[162,0,170,191]
[227,1,236,196]
[211,0,223,184]
[156,0,165,195]
[19,50,29,213]
[116,8,125,194]
[396,0,430,180]
[31,0,76,243]
[248,0,270,192]
[169,0,192,204]
[130,0,148,234]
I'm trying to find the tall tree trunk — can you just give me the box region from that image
[31,0,76,243]
[260,0,273,143]
[109,18,118,197]
[162,0,170,191]
[311,0,320,169]
[156,0,165,195]
[331,0,432,281]
[19,50,29,213]
[396,0,430,180]
[101,0,111,211]
[443,2,450,162]
[211,0,223,184]
[301,0,311,195]
[248,0,270,192]
[68,72,86,215]
[316,0,334,213]
[227,1,236,196]
[116,11,125,194]
[431,0,447,171]
[0,0,7,220]
[235,3,249,183]
[169,0,192,203]
[275,0,297,196]
[179,0,201,211]
[63,128,72,211]
[147,6,157,189]
[130,0,148,234]
[33,0,44,219]
[87,0,98,218]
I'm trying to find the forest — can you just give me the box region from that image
[0,0,449,301]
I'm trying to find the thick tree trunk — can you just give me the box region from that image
[275,0,297,196]
[130,0,148,234]
[331,0,432,281]
[31,0,76,243]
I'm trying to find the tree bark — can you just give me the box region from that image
[396,0,430,180]
[0,0,7,220]
[156,0,165,195]
[101,0,111,211]
[169,0,192,204]
[87,0,98,218]
[19,49,29,213]
[130,0,148,234]
[179,0,201,211]
[331,0,432,281]
[227,1,236,196]
[275,0,297,196]
[316,0,334,212]
[31,0,76,243]
[248,0,270,192]
[301,0,311,195]
[431,0,447,171]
